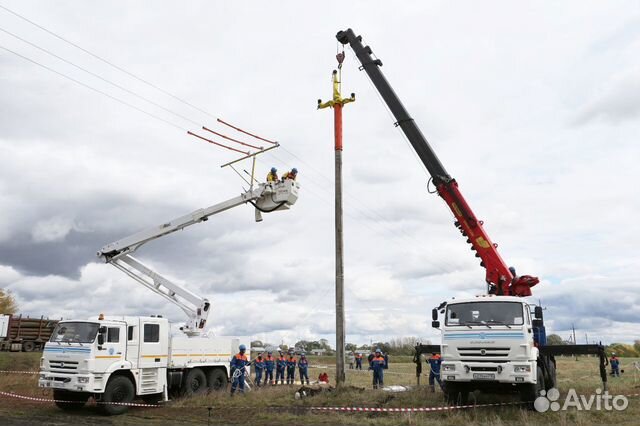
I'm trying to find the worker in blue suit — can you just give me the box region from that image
[286,349,297,384]
[428,352,443,392]
[230,344,250,395]
[298,352,310,385]
[276,351,287,384]
[253,353,265,387]
[369,348,388,389]
[264,351,275,385]
[610,353,621,377]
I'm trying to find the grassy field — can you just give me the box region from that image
[0,352,638,425]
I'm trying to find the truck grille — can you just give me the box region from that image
[49,360,79,372]
[458,347,510,362]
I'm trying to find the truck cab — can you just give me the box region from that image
[434,295,553,404]
[39,316,170,397]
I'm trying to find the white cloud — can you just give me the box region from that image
[31,216,76,243]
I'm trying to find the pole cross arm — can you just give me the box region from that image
[318,70,355,110]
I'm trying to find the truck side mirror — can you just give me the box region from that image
[97,326,107,345]
[432,320,440,328]
[432,308,438,321]
[534,306,543,320]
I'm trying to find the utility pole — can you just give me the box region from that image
[318,51,355,387]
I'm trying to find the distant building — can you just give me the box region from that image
[310,349,326,356]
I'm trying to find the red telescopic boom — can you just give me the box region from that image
[336,28,538,296]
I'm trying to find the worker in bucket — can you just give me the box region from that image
[281,168,298,181]
[275,350,287,384]
[298,352,310,385]
[369,348,388,389]
[610,353,621,377]
[254,352,265,387]
[230,344,250,395]
[428,352,444,392]
[264,350,275,385]
[286,349,297,384]
[266,167,278,183]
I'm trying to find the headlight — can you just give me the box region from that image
[442,364,455,372]
[77,377,90,384]
[514,365,531,373]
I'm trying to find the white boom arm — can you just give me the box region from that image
[97,180,299,336]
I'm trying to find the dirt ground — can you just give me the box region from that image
[1,353,638,425]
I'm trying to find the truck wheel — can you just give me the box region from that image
[545,362,557,391]
[22,341,35,352]
[182,368,207,396]
[206,368,228,392]
[520,366,545,409]
[99,375,135,415]
[53,390,89,411]
[444,383,469,405]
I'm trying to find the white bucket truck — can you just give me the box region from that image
[39,180,299,414]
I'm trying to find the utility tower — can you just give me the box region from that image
[318,51,355,386]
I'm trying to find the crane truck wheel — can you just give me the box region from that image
[182,368,207,396]
[545,361,557,391]
[53,390,89,411]
[206,368,228,392]
[444,383,469,406]
[99,375,135,415]
[520,366,545,409]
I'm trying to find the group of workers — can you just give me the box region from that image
[266,167,297,183]
[346,351,364,369]
[230,345,448,393]
[230,345,311,395]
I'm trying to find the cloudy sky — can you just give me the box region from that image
[1,1,638,348]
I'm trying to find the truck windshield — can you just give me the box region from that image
[446,302,524,326]
[50,322,99,344]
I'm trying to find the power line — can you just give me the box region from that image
[0,25,202,127]
[0,43,187,132]
[0,2,218,121]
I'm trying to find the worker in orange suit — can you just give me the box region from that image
[281,168,298,181]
